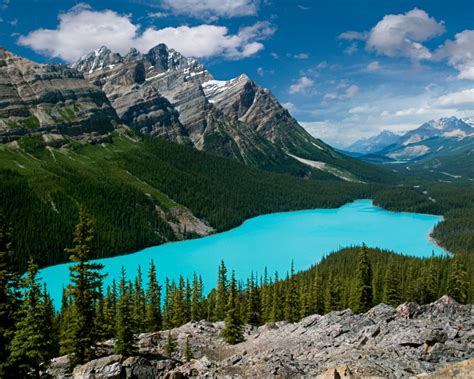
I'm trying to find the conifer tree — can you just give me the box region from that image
[382,259,400,307]
[311,268,324,314]
[9,260,56,378]
[214,261,228,321]
[0,216,20,377]
[114,267,136,356]
[447,255,468,304]
[172,276,186,327]
[284,262,300,322]
[145,260,162,332]
[163,331,176,357]
[103,282,117,338]
[182,336,193,362]
[349,245,373,313]
[246,274,261,325]
[191,274,203,321]
[221,271,243,344]
[162,278,172,329]
[270,272,281,322]
[419,258,439,303]
[325,271,342,313]
[62,207,105,364]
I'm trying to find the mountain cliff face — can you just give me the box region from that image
[0,47,119,144]
[346,130,401,155]
[73,44,382,181]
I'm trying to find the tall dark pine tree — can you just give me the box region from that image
[145,260,162,332]
[349,245,373,313]
[214,261,228,321]
[221,271,243,344]
[191,274,203,321]
[62,207,105,365]
[114,267,136,356]
[447,255,468,304]
[8,260,56,378]
[325,271,342,313]
[382,259,400,307]
[0,216,20,377]
[284,262,300,322]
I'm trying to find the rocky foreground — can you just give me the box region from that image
[47,296,473,378]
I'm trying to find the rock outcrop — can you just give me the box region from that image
[0,47,119,144]
[46,296,474,378]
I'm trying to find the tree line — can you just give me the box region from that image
[0,207,471,377]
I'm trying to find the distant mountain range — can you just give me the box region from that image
[345,116,474,178]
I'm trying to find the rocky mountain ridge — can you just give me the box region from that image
[72,44,384,182]
[47,295,474,378]
[0,47,119,144]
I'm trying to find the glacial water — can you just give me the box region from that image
[38,200,446,308]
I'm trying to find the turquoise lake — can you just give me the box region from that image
[39,199,446,308]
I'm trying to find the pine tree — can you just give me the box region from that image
[270,272,281,322]
[145,260,162,332]
[182,336,193,362]
[103,282,117,338]
[0,216,20,377]
[132,265,146,333]
[221,271,243,344]
[8,260,56,378]
[419,258,439,304]
[214,261,228,321]
[191,274,203,321]
[311,268,324,314]
[163,331,176,357]
[246,274,261,325]
[62,207,105,364]
[162,278,172,329]
[447,255,468,304]
[325,271,342,313]
[114,267,136,356]
[284,262,300,322]
[349,245,373,313]
[171,276,186,327]
[382,259,400,307]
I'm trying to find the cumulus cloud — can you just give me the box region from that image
[289,76,314,94]
[340,8,445,61]
[18,5,274,62]
[434,88,474,106]
[160,0,258,20]
[366,8,445,60]
[345,84,359,98]
[435,30,474,80]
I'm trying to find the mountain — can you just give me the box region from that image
[352,117,474,178]
[0,47,119,144]
[345,130,401,155]
[72,45,388,182]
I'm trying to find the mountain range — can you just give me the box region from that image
[346,116,474,178]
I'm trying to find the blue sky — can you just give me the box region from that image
[1,0,473,146]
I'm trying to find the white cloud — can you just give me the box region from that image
[345,84,359,98]
[281,102,297,113]
[160,0,258,20]
[366,8,445,60]
[293,53,309,59]
[434,88,474,106]
[340,9,444,61]
[148,12,168,18]
[18,5,274,62]
[338,31,367,41]
[1,0,9,11]
[435,30,474,80]
[289,76,314,94]
[367,61,380,71]
[344,42,358,55]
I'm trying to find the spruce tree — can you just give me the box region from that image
[447,255,468,304]
[182,336,193,362]
[214,261,228,321]
[0,216,20,377]
[9,260,56,378]
[284,262,300,322]
[145,260,162,331]
[311,268,324,314]
[246,274,261,325]
[325,271,342,313]
[191,274,203,321]
[221,271,243,344]
[62,207,105,365]
[382,259,400,307]
[349,245,373,313]
[114,267,136,356]
[163,331,177,357]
